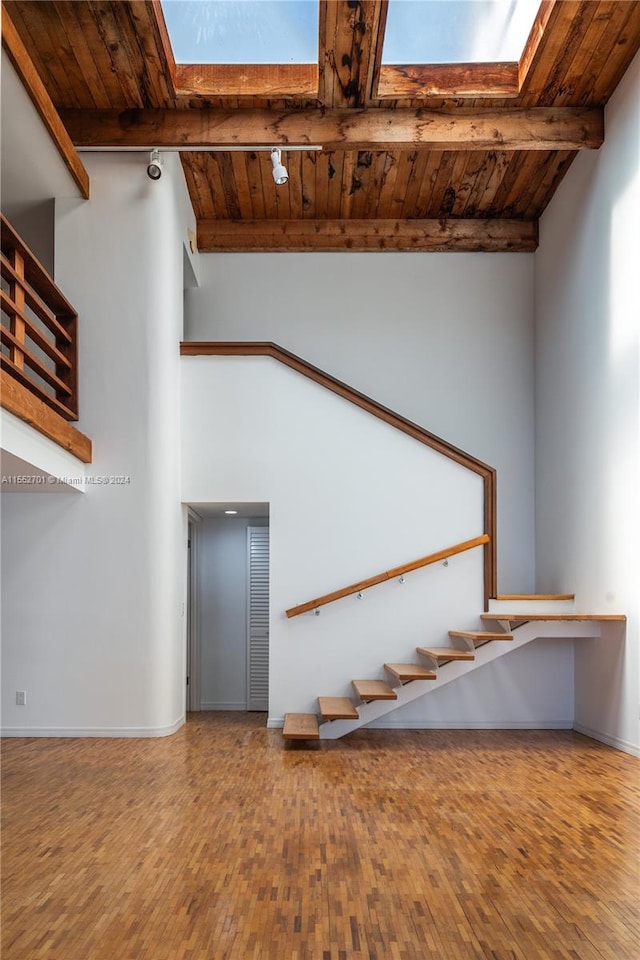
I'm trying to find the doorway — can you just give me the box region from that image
[186,503,269,713]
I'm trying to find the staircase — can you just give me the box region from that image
[282,596,625,742]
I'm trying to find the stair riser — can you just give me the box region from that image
[488,599,576,615]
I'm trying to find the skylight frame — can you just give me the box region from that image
[372,0,553,100]
[156,0,320,98]
[381,0,543,69]
[152,0,554,102]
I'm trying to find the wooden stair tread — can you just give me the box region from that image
[318,697,359,720]
[417,647,475,661]
[352,680,397,701]
[384,663,437,682]
[282,713,320,740]
[449,630,513,641]
[481,612,626,622]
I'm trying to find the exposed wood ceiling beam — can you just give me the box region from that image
[1,6,90,199]
[61,106,604,152]
[196,219,538,253]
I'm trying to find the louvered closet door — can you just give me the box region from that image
[247,526,269,711]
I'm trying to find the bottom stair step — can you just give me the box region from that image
[282,713,320,740]
[318,697,359,720]
[449,630,514,642]
[352,679,397,702]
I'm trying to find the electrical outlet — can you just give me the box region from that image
[16,691,26,706]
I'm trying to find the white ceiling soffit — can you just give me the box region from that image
[187,502,270,519]
[1,50,84,218]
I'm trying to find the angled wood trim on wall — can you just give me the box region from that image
[180,340,498,605]
[1,5,90,200]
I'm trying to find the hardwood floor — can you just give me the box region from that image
[2,715,639,960]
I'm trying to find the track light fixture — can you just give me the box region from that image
[147,149,163,181]
[270,147,288,186]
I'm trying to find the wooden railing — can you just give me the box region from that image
[181,341,498,606]
[285,535,490,618]
[1,214,78,420]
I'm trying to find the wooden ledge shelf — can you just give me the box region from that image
[481,613,626,623]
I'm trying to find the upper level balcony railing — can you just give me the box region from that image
[1,214,78,420]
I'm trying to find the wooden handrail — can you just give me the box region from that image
[1,214,79,420]
[180,341,498,605]
[285,535,490,618]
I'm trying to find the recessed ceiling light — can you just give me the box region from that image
[224,509,238,515]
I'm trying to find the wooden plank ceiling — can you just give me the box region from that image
[5,0,640,252]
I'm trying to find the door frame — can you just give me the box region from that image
[187,509,202,712]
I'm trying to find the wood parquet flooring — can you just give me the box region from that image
[2,716,639,960]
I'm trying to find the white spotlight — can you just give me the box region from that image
[147,149,163,181]
[270,147,288,185]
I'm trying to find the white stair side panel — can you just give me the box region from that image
[319,620,602,739]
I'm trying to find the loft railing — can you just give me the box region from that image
[1,214,79,420]
[181,342,498,606]
[285,534,490,618]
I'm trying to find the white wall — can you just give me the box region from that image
[4,200,55,275]
[375,638,574,729]
[535,51,640,756]
[186,251,535,593]
[1,153,195,736]
[198,516,268,710]
[182,356,573,727]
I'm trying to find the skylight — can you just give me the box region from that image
[382,0,541,65]
[160,0,319,65]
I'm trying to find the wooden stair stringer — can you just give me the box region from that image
[318,619,604,740]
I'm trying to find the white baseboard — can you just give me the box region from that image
[366,719,574,730]
[200,701,247,711]
[0,715,185,739]
[267,717,573,731]
[573,723,640,758]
